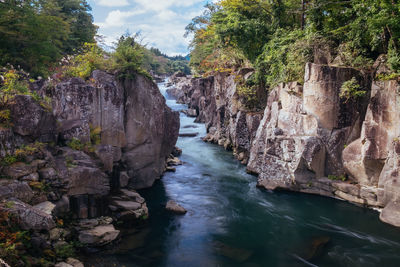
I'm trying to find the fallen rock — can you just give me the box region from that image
[79,224,120,246]
[119,171,130,188]
[166,166,176,172]
[3,162,37,179]
[55,263,73,267]
[33,201,56,215]
[21,172,39,182]
[172,146,182,157]
[179,133,199,137]
[120,189,145,204]
[167,157,182,166]
[2,200,55,231]
[66,258,84,267]
[0,181,34,203]
[182,109,198,117]
[380,201,400,227]
[166,200,187,215]
[112,200,141,211]
[38,167,57,181]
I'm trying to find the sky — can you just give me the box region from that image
[87,0,215,56]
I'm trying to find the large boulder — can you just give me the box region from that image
[78,224,120,246]
[0,180,34,203]
[2,199,55,231]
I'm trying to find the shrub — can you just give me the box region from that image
[0,209,32,266]
[67,138,95,153]
[0,142,44,166]
[89,125,101,146]
[0,109,12,128]
[63,43,109,80]
[328,174,347,182]
[255,29,315,88]
[111,34,150,79]
[340,77,366,103]
[54,242,75,259]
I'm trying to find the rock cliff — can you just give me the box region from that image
[167,63,400,227]
[0,70,179,265]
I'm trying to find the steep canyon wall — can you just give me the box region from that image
[168,64,400,227]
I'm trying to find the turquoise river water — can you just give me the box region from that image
[86,81,400,267]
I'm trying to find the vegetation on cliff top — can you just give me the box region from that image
[187,0,400,89]
[0,0,97,77]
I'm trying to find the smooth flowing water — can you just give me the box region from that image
[88,81,400,267]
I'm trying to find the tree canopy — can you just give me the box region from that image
[0,0,97,77]
[187,0,400,87]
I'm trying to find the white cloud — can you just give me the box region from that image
[132,0,204,11]
[96,0,130,7]
[91,0,211,55]
[96,9,145,28]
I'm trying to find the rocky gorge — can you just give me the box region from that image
[166,60,400,228]
[0,70,179,266]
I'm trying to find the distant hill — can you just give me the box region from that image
[142,47,191,76]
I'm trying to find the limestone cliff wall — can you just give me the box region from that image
[168,64,400,227]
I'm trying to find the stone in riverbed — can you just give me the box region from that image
[380,201,400,227]
[182,109,198,117]
[179,132,199,137]
[167,157,182,166]
[112,200,141,211]
[166,200,187,215]
[78,224,120,246]
[213,241,253,262]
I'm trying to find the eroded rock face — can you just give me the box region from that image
[168,65,400,227]
[9,95,57,143]
[247,82,327,190]
[343,80,400,186]
[51,71,179,189]
[168,70,264,163]
[121,75,180,189]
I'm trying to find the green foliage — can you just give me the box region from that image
[0,109,11,128]
[188,0,400,87]
[255,29,314,88]
[142,48,191,76]
[90,125,101,146]
[0,209,32,266]
[111,34,147,79]
[328,174,347,182]
[235,74,261,110]
[64,43,109,79]
[0,69,53,116]
[340,77,367,103]
[29,181,49,193]
[54,242,75,259]
[0,0,97,77]
[0,142,44,166]
[388,41,400,74]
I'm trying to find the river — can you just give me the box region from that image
[87,80,400,267]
